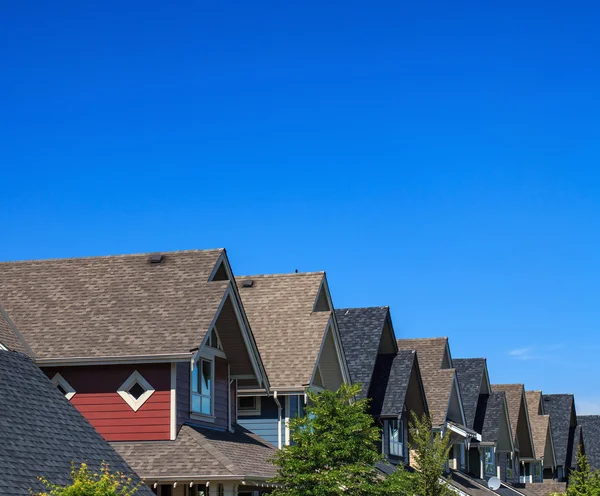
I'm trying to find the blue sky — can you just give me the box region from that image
[2,1,600,412]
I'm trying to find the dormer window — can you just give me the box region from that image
[51,373,76,401]
[192,358,213,416]
[208,328,223,351]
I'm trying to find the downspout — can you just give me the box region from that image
[228,365,233,432]
[274,391,282,449]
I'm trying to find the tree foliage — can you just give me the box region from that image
[33,462,143,496]
[396,412,454,496]
[270,383,405,495]
[554,450,600,496]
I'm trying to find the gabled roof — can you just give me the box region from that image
[368,350,427,419]
[236,272,344,390]
[578,416,600,471]
[570,424,584,470]
[475,391,508,444]
[0,250,231,361]
[492,384,535,458]
[526,391,555,465]
[397,338,463,427]
[0,350,151,495]
[112,424,277,482]
[335,306,396,400]
[543,394,577,468]
[454,358,488,430]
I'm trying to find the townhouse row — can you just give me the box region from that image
[0,249,598,496]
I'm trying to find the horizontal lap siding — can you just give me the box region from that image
[43,363,171,441]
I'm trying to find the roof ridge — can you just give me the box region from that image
[397,336,448,341]
[336,306,389,311]
[238,271,325,279]
[185,425,238,475]
[0,248,224,265]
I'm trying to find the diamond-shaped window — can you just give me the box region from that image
[51,373,76,401]
[117,371,155,412]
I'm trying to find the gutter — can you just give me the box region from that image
[37,352,193,367]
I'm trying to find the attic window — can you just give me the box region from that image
[51,373,76,401]
[117,371,155,411]
[208,328,223,351]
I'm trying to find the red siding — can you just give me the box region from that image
[43,363,171,441]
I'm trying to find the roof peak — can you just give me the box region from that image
[0,248,224,265]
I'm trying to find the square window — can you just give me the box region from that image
[238,396,261,416]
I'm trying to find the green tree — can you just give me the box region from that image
[33,462,143,496]
[270,383,404,496]
[396,413,454,496]
[554,450,600,496]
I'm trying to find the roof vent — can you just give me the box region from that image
[242,279,254,288]
[149,254,164,264]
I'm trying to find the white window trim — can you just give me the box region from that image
[190,356,215,421]
[51,373,76,401]
[238,395,261,416]
[389,418,404,457]
[117,370,155,412]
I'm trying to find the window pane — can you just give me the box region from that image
[192,394,201,413]
[201,360,211,395]
[239,396,256,410]
[390,421,399,442]
[201,397,211,415]
[192,365,199,393]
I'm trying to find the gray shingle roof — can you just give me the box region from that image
[578,416,600,471]
[454,358,486,430]
[0,250,228,360]
[236,272,331,390]
[0,350,151,495]
[369,350,419,417]
[543,394,576,468]
[571,424,584,470]
[477,391,506,443]
[112,424,277,481]
[335,306,391,400]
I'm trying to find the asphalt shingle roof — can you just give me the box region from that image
[236,272,331,390]
[492,384,528,449]
[335,306,391,400]
[476,391,506,443]
[0,250,228,360]
[369,350,419,417]
[0,350,151,495]
[525,391,552,463]
[454,358,487,430]
[397,338,456,427]
[543,394,576,469]
[112,424,277,480]
[578,416,600,471]
[571,424,584,470]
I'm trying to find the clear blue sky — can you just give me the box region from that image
[2,1,600,412]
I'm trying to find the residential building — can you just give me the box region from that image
[0,322,151,495]
[454,359,514,482]
[0,250,277,496]
[543,394,579,482]
[395,338,481,470]
[335,307,428,466]
[525,391,558,481]
[492,385,537,484]
[235,272,350,448]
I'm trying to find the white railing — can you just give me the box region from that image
[390,440,403,457]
